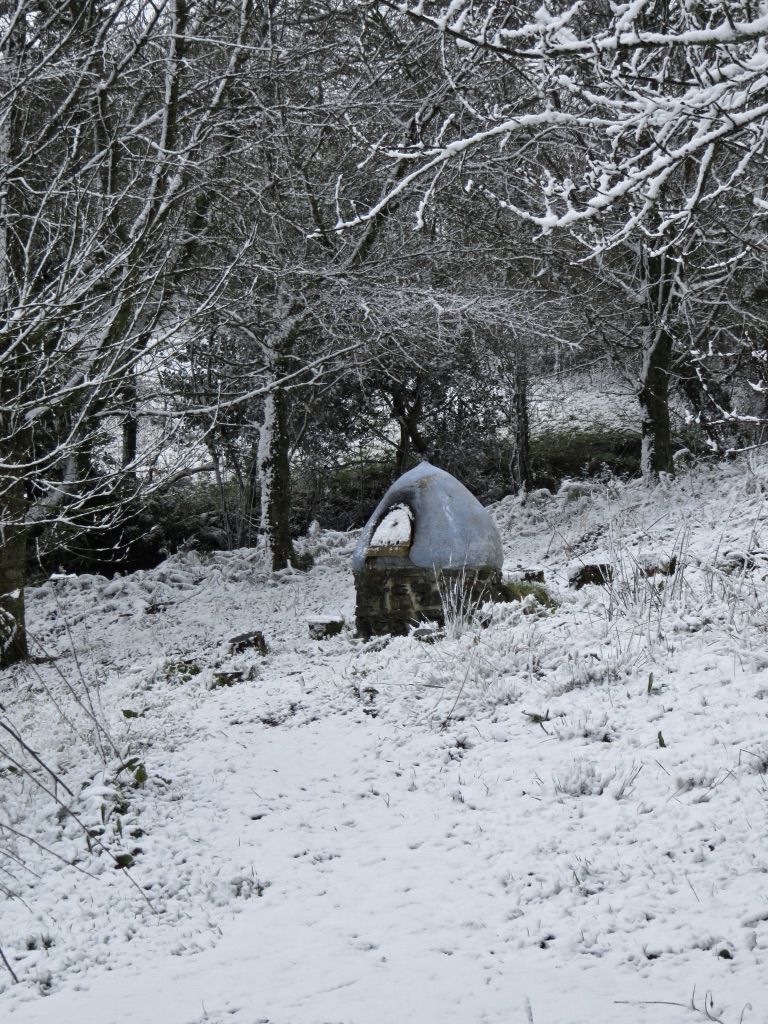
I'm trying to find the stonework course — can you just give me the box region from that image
[354,565,502,638]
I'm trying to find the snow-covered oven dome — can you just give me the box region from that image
[352,462,503,572]
[352,462,504,637]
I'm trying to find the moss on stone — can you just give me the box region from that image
[493,579,557,609]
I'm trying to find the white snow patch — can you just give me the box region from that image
[370,503,413,547]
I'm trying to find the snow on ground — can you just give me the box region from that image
[3,455,768,1023]
[528,366,638,435]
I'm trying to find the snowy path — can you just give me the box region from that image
[7,673,755,1024]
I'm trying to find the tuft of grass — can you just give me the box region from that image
[210,670,244,689]
[436,567,491,640]
[523,709,551,727]
[162,658,201,683]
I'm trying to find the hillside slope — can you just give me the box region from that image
[2,456,768,1024]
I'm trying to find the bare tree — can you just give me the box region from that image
[0,0,258,667]
[166,0,518,568]
[330,1,768,476]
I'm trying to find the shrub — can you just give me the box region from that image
[29,479,235,578]
[529,429,642,491]
[291,458,398,533]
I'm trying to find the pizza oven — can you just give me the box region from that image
[352,462,504,637]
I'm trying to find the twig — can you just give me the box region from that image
[685,872,700,902]
[1,760,154,911]
[615,999,690,1007]
[0,944,19,984]
[615,987,726,1024]
[0,822,97,878]
[25,632,119,759]
[0,721,75,798]
[48,592,120,760]
[440,654,474,730]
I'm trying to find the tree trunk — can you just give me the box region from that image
[393,382,427,477]
[121,366,138,473]
[639,248,676,478]
[258,387,296,571]
[508,349,532,493]
[0,476,28,668]
[243,438,261,548]
[639,329,674,477]
[394,418,411,478]
[0,21,27,666]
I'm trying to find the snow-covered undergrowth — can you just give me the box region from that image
[3,457,768,1023]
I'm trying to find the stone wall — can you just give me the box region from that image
[354,565,501,638]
